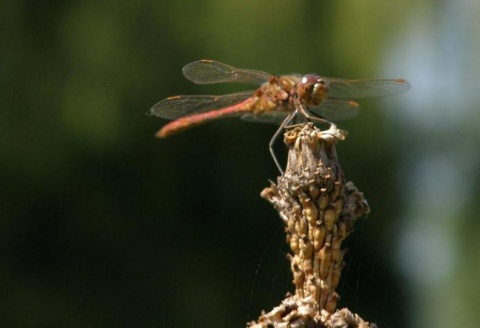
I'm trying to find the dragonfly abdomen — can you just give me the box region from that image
[157,98,254,138]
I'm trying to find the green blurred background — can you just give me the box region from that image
[2,1,480,327]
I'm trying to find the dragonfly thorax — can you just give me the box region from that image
[299,74,328,106]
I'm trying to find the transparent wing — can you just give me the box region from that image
[182,59,273,85]
[326,78,410,99]
[241,100,360,125]
[150,91,253,119]
[308,99,360,121]
[241,112,291,125]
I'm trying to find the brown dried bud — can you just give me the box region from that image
[325,292,340,313]
[318,190,329,210]
[318,243,332,280]
[323,207,337,231]
[313,223,326,251]
[289,233,300,254]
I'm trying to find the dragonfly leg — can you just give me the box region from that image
[303,113,331,126]
[268,99,333,174]
[269,109,298,174]
[294,98,332,126]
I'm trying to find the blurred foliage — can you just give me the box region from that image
[4,0,477,327]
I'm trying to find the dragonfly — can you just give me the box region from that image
[150,59,410,169]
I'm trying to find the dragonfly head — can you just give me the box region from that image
[298,74,328,106]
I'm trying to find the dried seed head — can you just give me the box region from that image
[255,123,372,327]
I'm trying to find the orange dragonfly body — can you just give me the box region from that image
[150,59,410,138]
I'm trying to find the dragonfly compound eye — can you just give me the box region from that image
[300,74,328,106]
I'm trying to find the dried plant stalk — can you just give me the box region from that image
[248,123,375,328]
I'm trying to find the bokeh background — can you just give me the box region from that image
[2,1,480,327]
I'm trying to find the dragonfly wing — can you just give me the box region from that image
[150,91,253,119]
[241,100,359,125]
[327,78,410,99]
[182,59,273,85]
[241,112,291,125]
[308,99,360,121]
[241,100,358,125]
